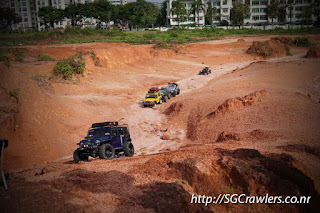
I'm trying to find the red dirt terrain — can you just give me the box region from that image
[0,35,320,212]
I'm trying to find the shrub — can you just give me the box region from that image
[285,44,292,56]
[38,54,55,61]
[89,50,96,60]
[0,54,10,66]
[293,37,313,47]
[53,52,85,79]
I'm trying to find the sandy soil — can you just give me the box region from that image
[0,35,320,212]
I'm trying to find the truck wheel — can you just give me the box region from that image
[159,99,162,104]
[164,96,168,102]
[153,102,156,107]
[73,148,88,163]
[98,144,115,159]
[177,89,180,95]
[123,141,134,157]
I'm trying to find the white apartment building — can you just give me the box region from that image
[167,0,206,26]
[0,0,127,31]
[167,0,316,26]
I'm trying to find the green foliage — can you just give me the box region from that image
[90,50,96,60]
[9,88,25,103]
[38,6,64,30]
[0,54,10,66]
[191,0,206,26]
[0,7,21,30]
[171,0,187,26]
[285,44,292,56]
[267,0,280,24]
[38,54,55,61]
[293,37,314,47]
[230,2,251,26]
[54,52,85,79]
[182,180,188,186]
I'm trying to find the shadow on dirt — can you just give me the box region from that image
[54,169,212,212]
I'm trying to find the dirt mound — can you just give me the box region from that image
[279,144,320,159]
[216,131,241,142]
[207,90,270,119]
[247,40,286,58]
[305,48,320,58]
[165,101,184,115]
[216,129,275,142]
[270,37,293,45]
[237,38,245,43]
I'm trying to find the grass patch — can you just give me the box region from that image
[293,37,314,47]
[54,52,85,79]
[0,27,320,46]
[9,88,25,103]
[38,54,55,61]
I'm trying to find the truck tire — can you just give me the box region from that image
[177,89,180,95]
[159,98,162,104]
[123,141,134,157]
[172,91,176,97]
[73,148,88,163]
[98,143,115,159]
[163,96,168,102]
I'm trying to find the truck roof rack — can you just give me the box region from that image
[91,122,118,128]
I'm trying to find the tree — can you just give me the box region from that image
[191,0,205,26]
[301,7,313,26]
[205,3,217,26]
[120,0,159,30]
[91,0,114,28]
[171,0,187,27]
[64,3,85,26]
[0,7,21,30]
[38,6,63,30]
[230,2,250,28]
[156,1,168,27]
[285,0,295,29]
[266,0,280,29]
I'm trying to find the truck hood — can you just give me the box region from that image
[144,98,156,102]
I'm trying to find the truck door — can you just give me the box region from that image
[118,127,125,146]
[111,127,121,148]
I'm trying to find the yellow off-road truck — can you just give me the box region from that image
[143,91,163,107]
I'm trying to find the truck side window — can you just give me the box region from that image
[123,127,129,135]
[118,128,124,135]
[112,128,117,136]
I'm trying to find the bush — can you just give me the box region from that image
[293,37,314,47]
[285,44,292,56]
[0,54,10,66]
[38,54,55,61]
[54,52,85,79]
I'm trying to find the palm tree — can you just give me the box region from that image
[191,0,205,26]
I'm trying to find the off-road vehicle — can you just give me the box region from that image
[160,87,171,102]
[143,91,162,107]
[199,67,211,75]
[73,122,134,163]
[166,83,180,97]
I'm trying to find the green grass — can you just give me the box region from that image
[0,27,319,46]
[38,54,55,61]
[54,52,85,79]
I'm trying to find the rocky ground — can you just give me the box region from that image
[0,35,320,212]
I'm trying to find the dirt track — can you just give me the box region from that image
[1,35,320,212]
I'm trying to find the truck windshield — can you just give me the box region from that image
[87,127,111,137]
[147,95,156,98]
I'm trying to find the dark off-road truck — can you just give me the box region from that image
[166,83,180,97]
[73,122,134,163]
[160,87,171,102]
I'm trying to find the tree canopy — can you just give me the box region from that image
[0,7,21,30]
[230,2,250,27]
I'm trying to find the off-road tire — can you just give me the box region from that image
[123,141,134,157]
[73,148,88,163]
[153,102,156,107]
[158,99,162,104]
[177,89,180,95]
[163,96,168,102]
[172,91,176,97]
[98,143,115,159]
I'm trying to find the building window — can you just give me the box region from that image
[260,15,267,20]
[252,15,260,20]
[252,8,260,13]
[252,1,259,6]
[260,8,267,12]
[295,0,302,4]
[23,12,27,16]
[212,1,220,6]
[223,8,228,13]
[24,18,28,22]
[22,2,26,6]
[260,1,267,5]
[223,1,227,5]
